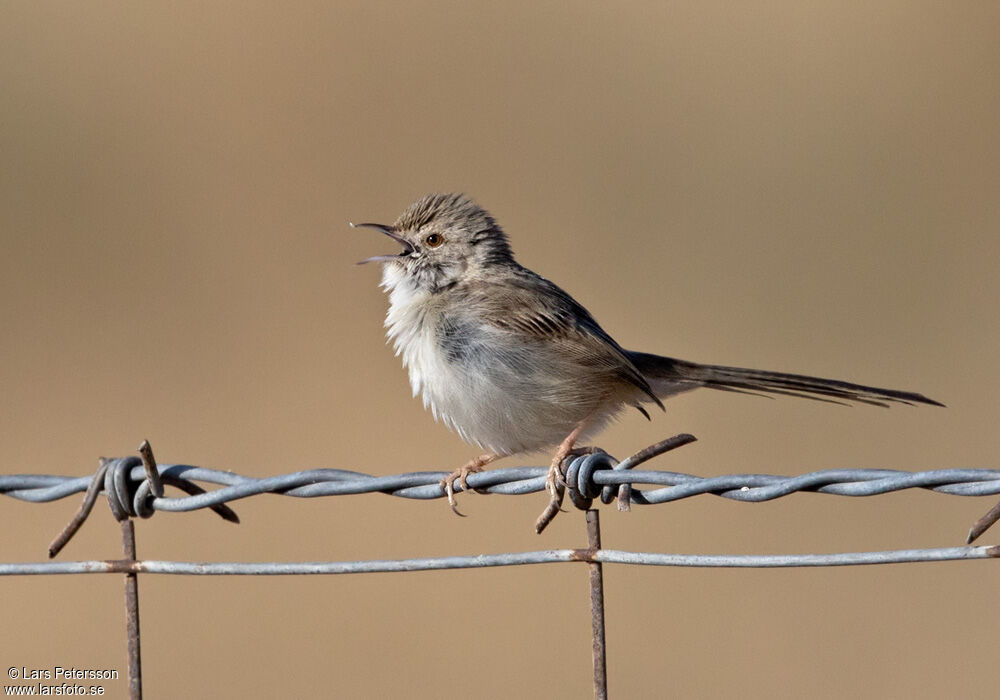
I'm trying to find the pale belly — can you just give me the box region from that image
[418,344,623,455]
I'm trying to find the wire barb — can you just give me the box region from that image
[967,499,1000,543]
[45,442,240,558]
[138,440,164,498]
[536,435,698,533]
[48,458,111,558]
[609,433,698,511]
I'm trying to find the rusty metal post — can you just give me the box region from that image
[121,520,142,700]
[586,509,608,700]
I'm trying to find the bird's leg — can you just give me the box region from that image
[440,453,501,516]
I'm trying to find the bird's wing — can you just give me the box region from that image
[463,273,664,410]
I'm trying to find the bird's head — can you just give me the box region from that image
[354,193,514,293]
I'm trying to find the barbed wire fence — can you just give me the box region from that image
[3,433,1000,700]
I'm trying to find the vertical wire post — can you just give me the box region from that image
[586,509,608,700]
[121,520,142,700]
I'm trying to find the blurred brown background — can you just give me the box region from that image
[2,2,998,698]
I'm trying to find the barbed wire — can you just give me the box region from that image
[3,435,999,700]
[12,464,1000,507]
[2,434,1000,556]
[5,448,1000,513]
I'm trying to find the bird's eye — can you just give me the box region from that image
[424,233,444,247]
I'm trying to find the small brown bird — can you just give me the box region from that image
[355,193,942,531]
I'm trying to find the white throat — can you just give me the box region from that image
[380,263,436,401]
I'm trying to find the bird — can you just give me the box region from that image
[353,193,943,532]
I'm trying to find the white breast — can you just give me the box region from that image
[379,265,626,455]
[383,265,541,455]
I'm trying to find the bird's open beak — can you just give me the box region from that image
[351,222,415,265]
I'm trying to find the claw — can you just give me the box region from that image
[440,474,468,517]
[438,454,499,517]
[544,461,567,497]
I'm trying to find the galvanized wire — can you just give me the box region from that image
[1,545,997,577]
[4,434,1000,561]
[4,460,1000,513]
[4,437,996,700]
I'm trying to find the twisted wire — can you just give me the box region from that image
[4,434,1000,557]
[5,462,1000,512]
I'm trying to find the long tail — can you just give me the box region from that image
[626,350,944,408]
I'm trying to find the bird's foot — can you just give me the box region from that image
[545,445,600,496]
[536,445,599,534]
[440,454,498,516]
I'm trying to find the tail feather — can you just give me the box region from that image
[626,351,944,408]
